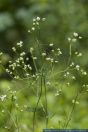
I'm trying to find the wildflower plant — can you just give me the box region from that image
[0,17,88,132]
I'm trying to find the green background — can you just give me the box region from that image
[0,0,88,132]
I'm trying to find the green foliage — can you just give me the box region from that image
[0,1,88,132]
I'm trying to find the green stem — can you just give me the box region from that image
[64,90,79,129]
[44,75,48,128]
[33,72,43,132]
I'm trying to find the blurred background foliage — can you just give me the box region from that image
[0,0,88,131]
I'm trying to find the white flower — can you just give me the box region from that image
[19,57,23,61]
[76,101,79,104]
[57,48,60,51]
[33,22,35,25]
[72,99,75,103]
[46,81,51,85]
[42,18,46,21]
[55,91,60,96]
[51,50,54,52]
[66,82,70,86]
[20,52,26,56]
[33,18,36,22]
[75,51,78,55]
[5,126,8,129]
[66,72,70,75]
[6,69,10,73]
[82,71,87,75]
[68,37,71,42]
[36,22,39,25]
[72,76,76,80]
[86,85,88,88]
[77,53,82,57]
[14,76,19,79]
[33,57,37,60]
[36,17,40,21]
[0,52,3,56]
[26,73,29,77]
[30,47,34,53]
[32,74,36,78]
[2,110,5,113]
[17,41,23,47]
[79,36,82,39]
[58,50,62,55]
[55,60,58,63]
[70,62,74,67]
[82,84,86,87]
[42,52,46,56]
[49,43,54,46]
[0,95,7,101]
[32,27,35,31]
[28,65,32,70]
[9,61,12,63]
[73,32,78,37]
[75,65,80,70]
[10,72,12,75]
[28,30,31,33]
[26,58,29,61]
[64,74,66,77]
[46,57,51,61]
[12,47,16,52]
[72,100,79,104]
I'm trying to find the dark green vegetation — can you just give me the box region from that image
[0,0,88,132]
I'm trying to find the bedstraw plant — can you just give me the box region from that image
[0,17,88,132]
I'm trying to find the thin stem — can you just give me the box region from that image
[44,75,48,128]
[31,53,38,73]
[64,90,79,129]
[33,72,43,132]
[67,43,72,67]
[16,115,20,132]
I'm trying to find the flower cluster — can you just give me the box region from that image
[68,32,82,43]
[28,16,46,33]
